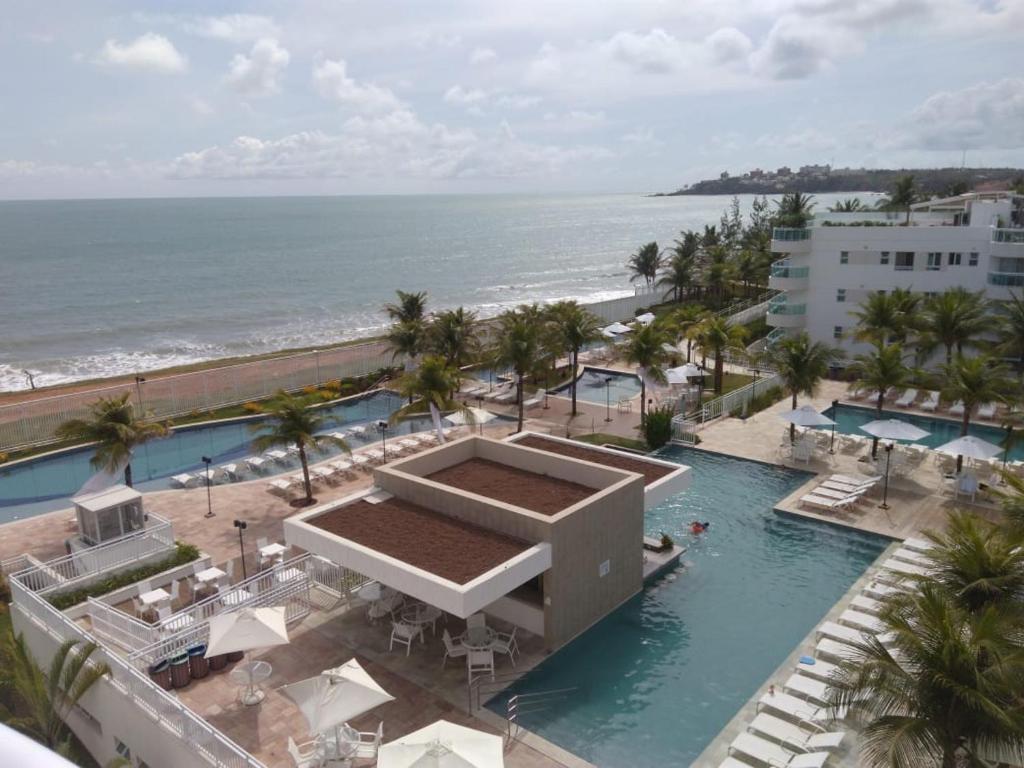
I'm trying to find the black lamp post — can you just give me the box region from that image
[201,456,215,518]
[376,419,388,460]
[22,370,36,390]
[134,375,146,413]
[880,443,893,510]
[604,376,613,422]
[829,399,838,454]
[233,519,248,580]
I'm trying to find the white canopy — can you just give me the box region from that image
[635,312,656,326]
[205,607,289,657]
[378,719,504,768]
[859,419,930,442]
[934,435,1003,460]
[280,658,394,735]
[660,342,679,355]
[778,405,835,427]
[444,407,497,427]
[665,363,703,384]
[601,322,632,336]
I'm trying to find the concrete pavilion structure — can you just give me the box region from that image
[284,434,690,650]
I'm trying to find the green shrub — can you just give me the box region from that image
[47,542,201,610]
[643,405,675,449]
[660,532,674,549]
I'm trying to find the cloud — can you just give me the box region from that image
[469,47,498,66]
[312,58,401,113]
[749,17,845,79]
[185,14,280,42]
[900,78,1024,150]
[600,28,686,74]
[225,38,290,98]
[96,33,187,73]
[444,85,488,107]
[444,85,540,113]
[705,27,753,65]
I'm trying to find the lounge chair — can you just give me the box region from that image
[244,455,267,473]
[816,620,868,645]
[978,402,997,419]
[892,547,931,567]
[948,399,966,416]
[847,385,865,400]
[783,674,829,705]
[894,388,918,407]
[820,479,876,494]
[267,478,293,496]
[815,638,858,663]
[809,486,867,501]
[748,713,846,751]
[920,391,940,412]
[829,473,881,486]
[522,388,546,409]
[795,657,840,684]
[170,473,195,488]
[311,466,335,483]
[799,493,859,512]
[850,595,883,615]
[757,690,841,724]
[219,463,239,481]
[838,609,884,633]
[728,732,830,768]
[863,580,904,601]
[902,537,933,554]
[881,557,930,578]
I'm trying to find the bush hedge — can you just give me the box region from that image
[643,405,676,449]
[47,542,201,611]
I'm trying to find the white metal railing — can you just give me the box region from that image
[88,597,158,650]
[10,515,176,594]
[670,415,698,444]
[700,374,783,422]
[9,576,265,768]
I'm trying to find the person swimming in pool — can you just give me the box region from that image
[690,521,711,534]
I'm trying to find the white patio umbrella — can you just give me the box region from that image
[378,719,504,768]
[280,658,394,736]
[601,322,632,336]
[205,606,289,657]
[445,407,497,434]
[859,419,931,509]
[779,405,835,427]
[934,435,1003,461]
[665,363,703,384]
[635,312,656,326]
[660,342,680,355]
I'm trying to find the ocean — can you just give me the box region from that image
[0,192,856,391]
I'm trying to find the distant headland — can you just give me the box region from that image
[655,165,1024,197]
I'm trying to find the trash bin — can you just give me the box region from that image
[188,645,209,679]
[226,650,245,663]
[170,654,191,689]
[208,653,227,671]
[148,660,172,691]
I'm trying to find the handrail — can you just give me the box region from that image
[772,227,812,241]
[701,374,783,423]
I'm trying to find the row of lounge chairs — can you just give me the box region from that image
[849,386,999,418]
[799,474,880,512]
[720,538,933,768]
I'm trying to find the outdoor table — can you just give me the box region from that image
[139,588,170,607]
[229,660,272,706]
[258,542,287,559]
[460,626,496,650]
[400,604,435,640]
[357,582,382,602]
[195,566,227,585]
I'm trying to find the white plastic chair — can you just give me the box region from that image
[287,736,325,768]
[490,627,520,667]
[466,613,486,631]
[389,621,423,655]
[349,722,383,760]
[441,629,468,668]
[467,649,495,686]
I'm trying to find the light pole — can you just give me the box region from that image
[604,376,613,423]
[829,399,838,454]
[201,456,215,518]
[134,375,146,414]
[233,520,248,580]
[376,420,388,461]
[880,443,893,510]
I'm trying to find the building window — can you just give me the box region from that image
[115,739,132,762]
[969,252,979,266]
[833,326,843,339]
[948,252,962,266]
[880,251,890,265]
[895,252,915,271]
[836,289,846,303]
[839,251,849,264]
[926,252,942,271]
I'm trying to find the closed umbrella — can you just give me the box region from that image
[281,658,394,736]
[378,719,504,768]
[859,419,931,510]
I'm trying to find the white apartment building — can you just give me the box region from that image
[766,191,1024,361]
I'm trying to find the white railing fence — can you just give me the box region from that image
[700,374,784,423]
[670,415,698,444]
[9,577,265,768]
[10,515,176,595]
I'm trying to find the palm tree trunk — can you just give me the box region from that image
[790,392,797,442]
[715,351,724,394]
[946,344,953,366]
[640,379,646,424]
[570,349,579,416]
[516,374,524,433]
[299,445,312,501]
[124,463,133,488]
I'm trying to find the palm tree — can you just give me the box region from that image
[391,355,468,442]
[250,392,349,504]
[2,632,110,758]
[995,291,1024,374]
[828,198,863,212]
[383,290,427,323]
[703,246,734,307]
[55,393,168,487]
[667,305,707,363]
[701,317,747,394]
[428,307,481,369]
[774,192,816,228]
[995,471,1024,538]
[657,252,697,303]
[700,224,720,249]
[851,291,914,346]
[768,333,842,441]
[548,301,602,416]
[878,174,918,224]
[920,288,989,365]
[627,242,661,288]
[942,355,1014,471]
[853,342,911,416]
[386,319,426,378]
[731,249,764,297]
[492,309,543,432]
[622,324,669,423]
[828,582,1024,768]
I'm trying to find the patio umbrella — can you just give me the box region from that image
[665,363,703,385]
[205,607,289,657]
[378,719,504,768]
[859,419,931,510]
[635,312,656,326]
[280,658,394,736]
[445,407,497,434]
[780,405,837,452]
[934,435,1003,461]
[601,322,632,336]
[660,342,680,355]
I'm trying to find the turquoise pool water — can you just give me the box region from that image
[490,447,888,767]
[0,391,492,523]
[554,367,642,404]
[823,403,1020,460]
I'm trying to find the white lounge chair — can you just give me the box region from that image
[810,486,867,501]
[838,609,884,633]
[948,399,966,416]
[847,385,866,400]
[892,547,931,567]
[816,620,868,645]
[267,478,293,496]
[757,690,841,724]
[795,657,840,684]
[311,466,336,483]
[850,595,883,615]
[329,460,354,477]
[815,638,858,663]
[863,580,904,601]
[881,557,930,578]
[219,463,239,481]
[920,391,940,412]
[799,493,859,512]
[748,713,846,751]
[728,732,830,768]
[522,389,546,409]
[978,402,997,419]
[244,455,267,473]
[902,537,933,554]
[829,473,881,486]
[784,674,829,705]
[820,479,876,494]
[894,388,918,407]
[171,473,195,488]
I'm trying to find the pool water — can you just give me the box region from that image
[824,403,1021,460]
[554,367,642,404]
[0,391,488,523]
[489,447,888,767]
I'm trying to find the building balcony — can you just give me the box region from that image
[770,227,812,255]
[992,228,1024,244]
[768,260,810,291]
[766,297,807,328]
[988,272,1024,288]
[765,327,791,347]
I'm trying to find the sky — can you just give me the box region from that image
[1,0,1022,199]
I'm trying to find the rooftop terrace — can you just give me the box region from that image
[514,434,674,485]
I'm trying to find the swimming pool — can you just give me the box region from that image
[823,403,1020,460]
[0,390,493,523]
[554,367,642,405]
[490,447,888,767]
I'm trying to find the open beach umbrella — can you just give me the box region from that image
[601,322,632,337]
[859,419,931,510]
[378,719,504,768]
[665,363,703,385]
[280,658,394,736]
[635,312,656,326]
[205,607,289,657]
[934,435,1003,461]
[445,407,496,435]
[779,405,835,428]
